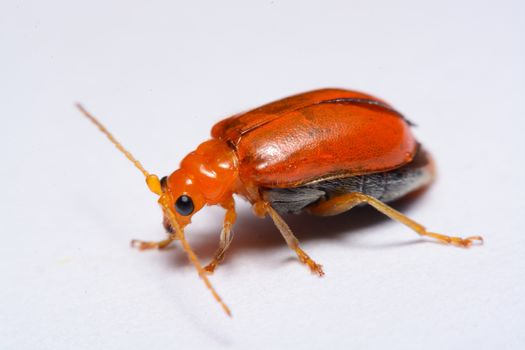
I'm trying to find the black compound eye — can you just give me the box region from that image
[175,195,194,216]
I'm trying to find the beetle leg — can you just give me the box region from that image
[258,202,324,276]
[309,192,483,247]
[203,224,233,274]
[204,199,237,274]
[130,215,178,250]
[131,235,176,250]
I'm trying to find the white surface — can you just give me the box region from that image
[1,1,524,349]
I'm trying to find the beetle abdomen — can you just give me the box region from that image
[263,146,434,215]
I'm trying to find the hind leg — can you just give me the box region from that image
[309,192,483,247]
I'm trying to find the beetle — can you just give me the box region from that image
[78,88,483,316]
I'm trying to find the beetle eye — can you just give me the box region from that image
[175,195,194,216]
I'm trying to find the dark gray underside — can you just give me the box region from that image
[263,146,433,215]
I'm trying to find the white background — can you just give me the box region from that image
[1,1,524,349]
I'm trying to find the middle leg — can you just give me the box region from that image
[254,201,324,276]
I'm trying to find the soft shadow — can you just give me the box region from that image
[161,187,432,268]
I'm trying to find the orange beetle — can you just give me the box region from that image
[78,88,483,316]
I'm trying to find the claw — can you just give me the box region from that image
[453,235,484,247]
[203,263,217,275]
[131,240,158,250]
[428,233,484,248]
[131,238,174,251]
[306,261,325,277]
[296,249,325,276]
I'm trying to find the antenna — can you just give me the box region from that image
[76,103,231,317]
[162,199,232,317]
[76,103,162,195]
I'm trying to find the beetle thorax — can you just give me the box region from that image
[167,139,238,206]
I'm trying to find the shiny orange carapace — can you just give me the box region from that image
[78,88,483,316]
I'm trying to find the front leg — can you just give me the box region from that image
[131,236,176,250]
[131,216,177,250]
[204,198,237,274]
